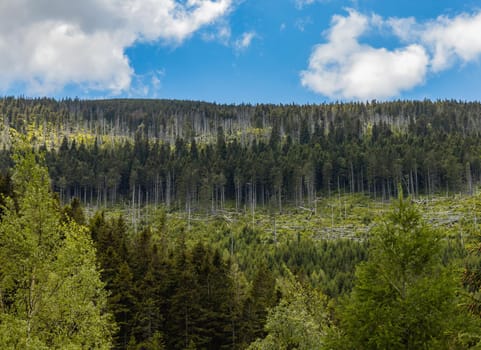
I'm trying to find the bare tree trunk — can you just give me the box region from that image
[221,185,225,209]
[415,166,419,198]
[273,215,277,244]
[235,179,240,211]
[278,184,282,213]
[155,174,159,206]
[467,162,473,195]
[138,185,141,226]
[211,187,215,214]
[427,168,431,198]
[166,172,171,209]
[132,184,136,231]
[146,191,149,223]
[187,193,191,230]
[410,170,415,199]
[361,170,364,193]
[350,161,355,193]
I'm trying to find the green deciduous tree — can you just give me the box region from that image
[248,268,330,350]
[0,148,114,349]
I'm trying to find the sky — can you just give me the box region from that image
[2,0,481,104]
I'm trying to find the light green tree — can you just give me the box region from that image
[330,193,481,349]
[0,148,114,349]
[248,268,330,350]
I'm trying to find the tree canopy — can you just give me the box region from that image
[0,147,114,349]
[332,193,481,349]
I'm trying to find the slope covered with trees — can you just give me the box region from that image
[1,98,481,211]
[2,98,481,348]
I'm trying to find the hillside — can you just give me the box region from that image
[1,98,481,211]
[2,98,481,348]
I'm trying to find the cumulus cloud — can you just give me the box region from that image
[387,17,419,42]
[0,0,233,94]
[421,12,481,71]
[302,9,481,100]
[387,12,481,71]
[301,10,429,100]
[234,31,257,51]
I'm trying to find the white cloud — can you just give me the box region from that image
[234,31,257,51]
[0,0,233,94]
[302,9,481,100]
[421,12,481,71]
[121,0,233,43]
[127,69,166,98]
[301,10,429,100]
[294,0,331,9]
[387,17,419,42]
[387,12,481,72]
[295,0,360,10]
[295,0,315,9]
[202,23,232,44]
[295,17,313,32]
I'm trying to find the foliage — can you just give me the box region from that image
[3,98,481,348]
[0,147,114,349]
[248,268,330,350]
[2,98,481,211]
[332,194,481,349]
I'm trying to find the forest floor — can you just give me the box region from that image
[86,191,481,244]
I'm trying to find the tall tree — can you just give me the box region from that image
[240,262,277,346]
[331,192,481,349]
[0,147,114,349]
[248,268,330,350]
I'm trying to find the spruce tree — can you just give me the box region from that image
[332,193,481,349]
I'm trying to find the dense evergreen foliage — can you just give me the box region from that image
[1,98,481,210]
[2,98,481,348]
[86,210,366,349]
[330,194,481,349]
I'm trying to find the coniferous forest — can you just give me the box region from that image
[1,98,481,208]
[2,97,481,348]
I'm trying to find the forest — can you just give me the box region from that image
[2,98,481,349]
[1,98,481,210]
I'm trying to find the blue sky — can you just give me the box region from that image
[2,0,481,103]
